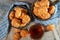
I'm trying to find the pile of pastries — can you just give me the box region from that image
[8,0,56,40]
[9,7,31,28]
[33,0,55,20]
[13,24,55,40]
[9,0,56,28]
[13,28,29,40]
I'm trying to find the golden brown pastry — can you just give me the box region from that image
[13,38,19,40]
[22,14,30,24]
[14,7,22,18]
[20,23,26,27]
[11,15,30,27]
[48,6,55,14]
[33,7,51,20]
[34,1,40,8]
[33,0,55,20]
[11,18,21,27]
[20,13,30,27]
[20,30,29,37]
[13,28,20,33]
[34,0,49,8]
[46,24,55,31]
[9,6,31,27]
[33,7,39,16]
[14,7,27,18]
[13,32,21,40]
[9,11,15,20]
[38,8,51,20]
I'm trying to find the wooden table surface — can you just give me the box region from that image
[0,0,60,40]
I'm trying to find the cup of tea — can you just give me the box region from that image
[29,23,44,40]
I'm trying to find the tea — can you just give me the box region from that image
[29,24,44,39]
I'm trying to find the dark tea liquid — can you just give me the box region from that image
[29,24,44,39]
